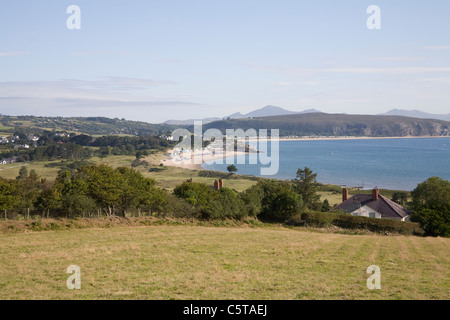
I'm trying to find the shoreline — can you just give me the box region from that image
[264,135,450,142]
[161,135,449,171]
[161,149,249,170]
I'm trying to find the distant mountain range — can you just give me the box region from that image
[163,105,321,125]
[378,109,450,122]
[197,113,450,138]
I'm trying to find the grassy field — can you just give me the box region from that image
[0,223,448,300]
[0,154,258,193]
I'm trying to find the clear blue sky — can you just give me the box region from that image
[1,0,449,123]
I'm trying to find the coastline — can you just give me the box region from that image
[269,135,450,142]
[161,135,450,171]
[161,149,249,170]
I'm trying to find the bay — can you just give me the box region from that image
[202,137,450,191]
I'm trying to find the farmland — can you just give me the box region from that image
[0,222,448,300]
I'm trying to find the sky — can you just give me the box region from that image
[1,0,450,123]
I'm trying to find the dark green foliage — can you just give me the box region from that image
[227,164,238,174]
[162,194,197,219]
[201,188,246,220]
[410,177,450,237]
[301,211,424,235]
[392,192,408,206]
[173,181,214,209]
[321,199,331,212]
[240,184,264,217]
[62,194,97,218]
[173,181,247,220]
[256,179,302,222]
[293,167,321,211]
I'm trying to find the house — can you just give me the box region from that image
[0,157,18,165]
[331,188,412,221]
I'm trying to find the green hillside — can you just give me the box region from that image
[199,113,450,137]
[0,115,178,136]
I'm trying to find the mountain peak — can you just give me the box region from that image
[379,109,450,121]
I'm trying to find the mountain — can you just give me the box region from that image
[164,117,221,126]
[228,105,321,119]
[199,113,450,137]
[379,109,450,122]
[164,105,321,125]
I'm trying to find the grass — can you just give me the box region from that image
[0,154,258,193]
[0,222,448,300]
[0,162,61,180]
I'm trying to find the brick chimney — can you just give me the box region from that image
[214,180,219,190]
[219,179,223,189]
[342,188,348,202]
[372,188,379,201]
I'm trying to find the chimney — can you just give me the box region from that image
[342,188,348,202]
[372,188,379,201]
[219,179,223,189]
[214,180,219,190]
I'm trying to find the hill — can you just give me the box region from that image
[164,105,321,125]
[0,115,178,136]
[379,109,450,122]
[199,113,450,137]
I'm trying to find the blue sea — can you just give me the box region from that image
[202,137,450,191]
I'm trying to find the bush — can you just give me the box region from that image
[300,211,424,235]
[162,194,198,219]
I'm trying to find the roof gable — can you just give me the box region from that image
[332,193,412,219]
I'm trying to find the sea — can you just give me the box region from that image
[202,137,450,191]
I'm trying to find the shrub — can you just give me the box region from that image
[163,194,198,219]
[300,211,424,235]
[30,220,43,231]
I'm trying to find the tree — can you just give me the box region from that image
[240,184,264,217]
[173,181,214,209]
[16,166,28,180]
[227,164,238,174]
[321,199,331,212]
[293,167,321,211]
[410,177,450,237]
[392,192,408,206]
[0,179,18,220]
[256,179,302,222]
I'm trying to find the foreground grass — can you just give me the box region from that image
[0,223,448,300]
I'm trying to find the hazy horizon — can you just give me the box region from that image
[1,1,450,123]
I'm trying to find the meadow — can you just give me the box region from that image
[0,223,448,300]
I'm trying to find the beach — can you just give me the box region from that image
[161,149,250,170]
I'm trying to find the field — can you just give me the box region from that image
[0,154,258,193]
[0,223,448,300]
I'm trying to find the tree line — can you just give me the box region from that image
[0,165,325,222]
[0,164,448,237]
[0,131,173,162]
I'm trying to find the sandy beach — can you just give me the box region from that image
[161,149,249,170]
